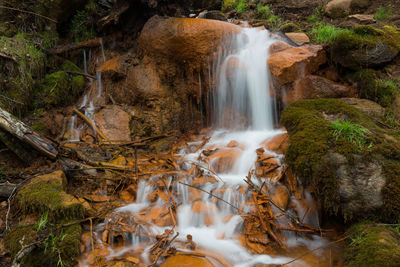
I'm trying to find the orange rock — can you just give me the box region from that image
[284,75,357,104]
[160,255,214,267]
[226,140,239,147]
[285,32,310,45]
[268,45,326,85]
[269,41,293,54]
[119,189,135,202]
[204,215,215,226]
[139,16,241,67]
[97,56,121,72]
[262,133,289,154]
[93,105,131,141]
[270,184,290,210]
[208,148,241,173]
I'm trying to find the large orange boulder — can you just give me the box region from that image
[138,15,240,67]
[262,133,289,154]
[268,45,326,85]
[208,148,242,173]
[284,75,357,104]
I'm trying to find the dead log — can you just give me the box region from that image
[0,107,58,159]
[0,130,35,164]
[47,38,102,54]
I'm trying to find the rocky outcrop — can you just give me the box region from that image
[281,98,400,221]
[284,32,310,45]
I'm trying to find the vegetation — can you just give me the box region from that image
[311,22,351,43]
[375,5,393,21]
[256,4,281,27]
[281,99,400,221]
[69,0,97,42]
[344,222,400,266]
[331,119,370,148]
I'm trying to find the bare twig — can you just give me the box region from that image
[0,5,57,23]
[150,231,179,267]
[73,107,109,141]
[64,71,96,80]
[0,51,17,62]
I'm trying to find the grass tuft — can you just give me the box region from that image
[311,22,352,43]
[375,5,392,21]
[331,119,370,148]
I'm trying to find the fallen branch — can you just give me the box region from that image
[0,5,57,23]
[73,107,109,141]
[64,71,96,80]
[150,231,179,267]
[0,107,58,159]
[47,38,102,54]
[0,51,17,62]
[178,181,240,212]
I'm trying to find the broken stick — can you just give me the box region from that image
[73,107,109,141]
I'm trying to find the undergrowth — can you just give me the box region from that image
[311,22,351,43]
[375,5,393,21]
[331,119,370,148]
[257,4,281,26]
[69,0,97,42]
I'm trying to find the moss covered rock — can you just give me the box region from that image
[17,170,84,220]
[281,98,400,222]
[0,34,46,114]
[331,25,400,70]
[344,222,400,267]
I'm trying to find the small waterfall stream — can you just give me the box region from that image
[79,27,338,267]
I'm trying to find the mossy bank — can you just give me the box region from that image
[281,98,400,222]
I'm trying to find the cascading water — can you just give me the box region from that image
[79,26,337,267]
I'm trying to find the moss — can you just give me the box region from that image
[17,171,84,220]
[71,75,85,95]
[350,69,399,107]
[4,224,37,257]
[330,25,400,70]
[62,60,81,73]
[280,23,300,33]
[31,121,47,133]
[344,222,400,267]
[4,223,82,267]
[281,99,400,221]
[0,33,46,115]
[222,0,238,11]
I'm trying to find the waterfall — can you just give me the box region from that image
[215,28,276,130]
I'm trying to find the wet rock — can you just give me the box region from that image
[227,140,239,147]
[97,56,126,79]
[269,41,293,54]
[192,200,215,213]
[198,10,227,21]
[268,45,326,85]
[262,133,289,154]
[93,105,131,141]
[270,184,290,210]
[284,75,357,104]
[284,32,310,45]
[161,255,214,267]
[208,147,242,173]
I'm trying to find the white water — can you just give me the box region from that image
[80,27,327,267]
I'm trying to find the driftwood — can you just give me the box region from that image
[0,108,58,159]
[47,38,103,54]
[73,107,109,141]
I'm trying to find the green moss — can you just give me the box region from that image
[344,222,400,266]
[330,25,400,70]
[310,22,352,43]
[71,75,85,95]
[281,99,400,221]
[4,223,82,267]
[4,224,37,257]
[62,60,81,73]
[351,69,399,107]
[222,0,238,11]
[17,171,84,220]
[280,23,300,33]
[0,33,46,115]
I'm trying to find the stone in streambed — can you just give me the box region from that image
[285,32,310,45]
[261,133,289,154]
[161,255,214,267]
[208,147,242,173]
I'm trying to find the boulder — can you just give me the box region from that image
[208,147,242,173]
[340,98,385,118]
[284,32,310,45]
[93,105,131,141]
[325,0,369,18]
[268,45,326,85]
[199,10,227,21]
[138,15,240,67]
[261,133,289,154]
[284,75,357,104]
[281,98,400,221]
[348,14,376,24]
[269,41,293,54]
[270,184,290,210]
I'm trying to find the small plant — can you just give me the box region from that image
[311,22,352,43]
[37,210,49,231]
[45,232,68,267]
[236,0,248,12]
[256,4,282,28]
[375,5,392,21]
[331,119,370,148]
